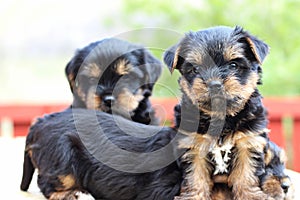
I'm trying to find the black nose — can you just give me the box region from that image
[143,89,152,98]
[208,80,222,90]
[281,182,290,193]
[103,95,115,107]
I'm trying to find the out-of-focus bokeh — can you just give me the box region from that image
[1,0,300,104]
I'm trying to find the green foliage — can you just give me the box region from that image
[115,0,300,97]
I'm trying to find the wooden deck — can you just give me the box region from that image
[0,137,299,199]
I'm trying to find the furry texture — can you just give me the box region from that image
[20,108,182,200]
[164,26,292,200]
[20,26,293,200]
[65,38,162,125]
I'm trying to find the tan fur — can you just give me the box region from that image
[185,52,203,68]
[84,63,101,78]
[279,149,287,165]
[116,88,144,112]
[181,71,259,116]
[262,176,285,200]
[85,88,98,110]
[171,46,181,72]
[228,131,268,200]
[68,73,76,89]
[211,184,233,200]
[177,132,214,199]
[223,43,245,61]
[57,174,76,191]
[77,63,102,79]
[49,190,81,200]
[76,85,86,103]
[177,130,269,200]
[265,148,273,165]
[224,72,259,116]
[245,37,263,64]
[115,59,132,75]
[180,77,207,107]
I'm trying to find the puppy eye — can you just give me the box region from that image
[228,62,238,69]
[192,66,199,74]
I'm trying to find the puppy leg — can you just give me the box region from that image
[177,134,214,200]
[229,134,270,200]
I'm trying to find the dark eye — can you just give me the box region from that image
[229,62,238,69]
[192,66,199,74]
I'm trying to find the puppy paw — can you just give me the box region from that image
[49,190,94,200]
[74,191,95,200]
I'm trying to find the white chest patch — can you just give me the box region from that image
[210,142,233,175]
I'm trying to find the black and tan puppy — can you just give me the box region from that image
[261,141,294,200]
[65,38,162,125]
[20,108,183,200]
[164,26,292,200]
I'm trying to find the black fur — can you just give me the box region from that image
[164,26,291,199]
[20,108,183,199]
[65,38,162,125]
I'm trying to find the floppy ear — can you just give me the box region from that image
[233,26,269,64]
[245,35,269,64]
[65,59,76,93]
[244,32,269,85]
[163,44,183,73]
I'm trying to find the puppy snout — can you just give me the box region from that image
[281,182,290,193]
[143,89,152,98]
[103,95,115,107]
[208,80,223,91]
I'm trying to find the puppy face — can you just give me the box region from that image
[65,38,162,121]
[164,26,269,116]
[262,141,293,199]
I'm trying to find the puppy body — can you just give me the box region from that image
[164,26,292,200]
[20,39,163,196]
[65,38,162,125]
[21,108,182,200]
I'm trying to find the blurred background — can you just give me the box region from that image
[1,0,300,104]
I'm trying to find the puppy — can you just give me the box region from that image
[65,38,162,125]
[20,108,183,200]
[261,141,294,200]
[174,105,293,200]
[164,26,292,200]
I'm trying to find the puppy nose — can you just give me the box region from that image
[208,80,222,90]
[281,182,290,193]
[103,95,115,107]
[143,89,152,97]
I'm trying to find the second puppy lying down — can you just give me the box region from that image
[20,108,182,200]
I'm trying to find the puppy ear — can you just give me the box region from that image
[65,59,76,93]
[142,49,163,83]
[245,35,269,64]
[163,44,183,73]
[233,26,269,64]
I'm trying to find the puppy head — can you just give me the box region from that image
[262,141,293,199]
[164,26,269,116]
[65,38,162,120]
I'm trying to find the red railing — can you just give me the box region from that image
[0,97,299,171]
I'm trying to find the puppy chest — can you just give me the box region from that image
[209,142,234,175]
